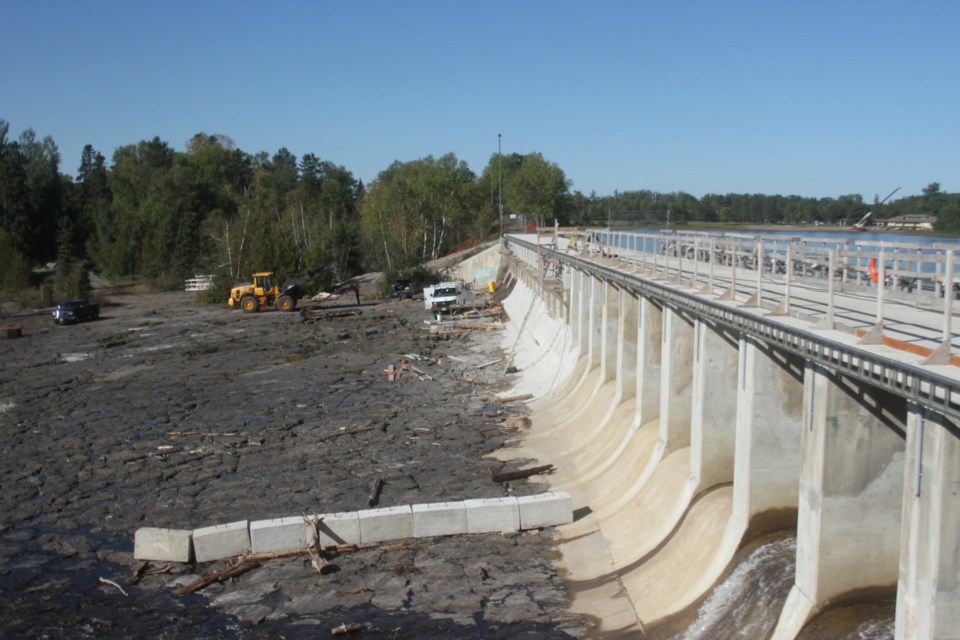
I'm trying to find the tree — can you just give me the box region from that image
[359,154,479,273]
[488,152,570,227]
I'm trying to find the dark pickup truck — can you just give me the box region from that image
[52,299,100,324]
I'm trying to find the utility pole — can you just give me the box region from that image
[498,133,503,237]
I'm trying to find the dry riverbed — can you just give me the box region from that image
[0,288,591,639]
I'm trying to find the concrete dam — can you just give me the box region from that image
[453,230,960,639]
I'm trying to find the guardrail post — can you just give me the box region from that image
[741,238,763,308]
[770,243,792,316]
[718,237,738,301]
[860,243,886,344]
[671,234,684,284]
[814,248,837,330]
[701,237,715,295]
[923,248,954,364]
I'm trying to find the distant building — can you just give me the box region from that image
[878,214,936,230]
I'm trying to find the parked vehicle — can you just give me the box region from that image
[52,299,100,324]
[423,281,474,311]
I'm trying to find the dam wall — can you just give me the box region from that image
[494,235,960,639]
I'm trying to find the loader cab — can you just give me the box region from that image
[252,272,275,295]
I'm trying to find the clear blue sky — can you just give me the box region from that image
[3,1,957,201]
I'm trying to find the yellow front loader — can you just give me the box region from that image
[227,272,300,312]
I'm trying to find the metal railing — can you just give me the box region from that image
[504,232,960,421]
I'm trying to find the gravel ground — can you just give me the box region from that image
[0,288,592,639]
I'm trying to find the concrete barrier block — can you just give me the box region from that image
[517,492,573,530]
[463,497,521,534]
[249,516,315,554]
[412,502,468,538]
[134,527,193,562]
[358,505,413,544]
[315,511,361,547]
[193,520,250,562]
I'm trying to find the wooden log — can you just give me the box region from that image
[319,425,376,441]
[172,561,260,596]
[490,464,555,483]
[368,477,384,507]
[331,622,363,636]
[497,393,534,404]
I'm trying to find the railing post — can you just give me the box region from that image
[923,248,954,364]
[814,247,837,329]
[861,242,885,344]
[718,237,738,301]
[741,237,763,308]
[701,237,715,295]
[672,233,684,284]
[771,241,792,316]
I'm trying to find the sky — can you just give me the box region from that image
[3,0,958,201]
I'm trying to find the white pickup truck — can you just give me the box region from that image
[423,281,474,311]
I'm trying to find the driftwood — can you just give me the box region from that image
[305,517,335,575]
[368,478,384,507]
[490,464,555,483]
[498,393,534,404]
[331,622,363,636]
[319,425,376,441]
[130,561,149,584]
[98,576,128,596]
[172,561,261,596]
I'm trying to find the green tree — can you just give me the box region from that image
[502,152,570,227]
[0,226,32,291]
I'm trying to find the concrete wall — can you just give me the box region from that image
[896,408,960,640]
[658,305,695,452]
[494,249,957,639]
[731,336,804,533]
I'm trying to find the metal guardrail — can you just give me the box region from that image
[504,233,960,421]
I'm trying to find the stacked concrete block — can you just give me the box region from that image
[135,492,575,564]
[463,497,521,534]
[517,492,573,530]
[358,505,413,543]
[249,516,315,554]
[412,502,468,538]
[134,527,193,562]
[192,520,250,562]
[315,511,362,547]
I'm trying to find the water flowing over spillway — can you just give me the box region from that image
[676,535,797,640]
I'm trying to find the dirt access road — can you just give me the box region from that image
[0,289,590,639]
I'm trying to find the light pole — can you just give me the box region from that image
[498,133,503,237]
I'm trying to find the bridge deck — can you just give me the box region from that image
[506,232,960,418]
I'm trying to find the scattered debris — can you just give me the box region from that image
[0,326,22,339]
[502,416,532,431]
[98,577,128,597]
[498,393,534,404]
[491,464,555,483]
[319,425,376,441]
[172,561,261,596]
[331,622,363,636]
[368,478,385,507]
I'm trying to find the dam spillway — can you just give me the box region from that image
[453,231,960,639]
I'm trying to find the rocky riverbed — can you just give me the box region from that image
[0,288,591,639]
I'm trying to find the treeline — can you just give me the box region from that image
[0,119,571,299]
[570,184,960,230]
[3,116,960,301]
